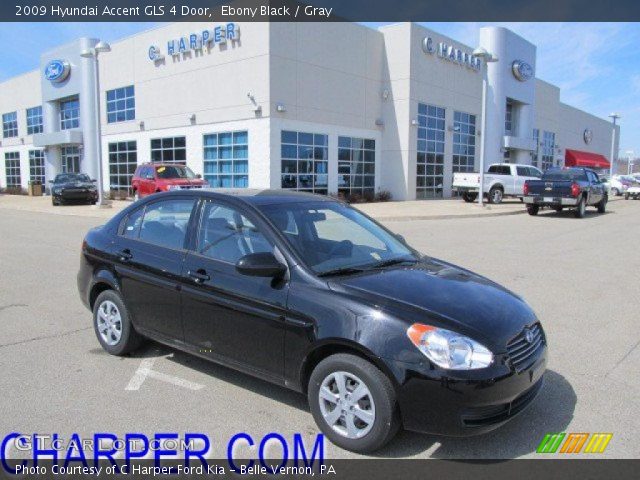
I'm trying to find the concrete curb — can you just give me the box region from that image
[371,209,526,222]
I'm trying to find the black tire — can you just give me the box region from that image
[462,192,478,203]
[488,186,503,204]
[612,188,620,196]
[93,290,143,356]
[527,205,539,216]
[52,198,59,206]
[553,206,563,212]
[574,197,586,218]
[308,354,400,453]
[624,193,630,200]
[597,195,607,213]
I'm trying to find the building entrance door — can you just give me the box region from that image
[61,146,80,173]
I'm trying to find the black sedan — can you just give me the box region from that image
[77,189,547,452]
[50,173,99,206]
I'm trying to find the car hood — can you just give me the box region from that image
[160,178,207,185]
[331,257,538,351]
[54,181,95,189]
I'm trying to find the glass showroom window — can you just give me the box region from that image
[532,128,540,168]
[281,130,328,194]
[416,103,445,199]
[541,131,556,171]
[61,146,80,173]
[337,136,375,197]
[60,98,80,130]
[203,131,248,188]
[151,136,186,164]
[26,106,43,135]
[452,111,476,173]
[29,150,45,185]
[5,152,21,187]
[2,111,18,138]
[108,141,137,195]
[106,86,135,123]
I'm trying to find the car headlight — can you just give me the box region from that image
[53,187,63,195]
[407,323,493,370]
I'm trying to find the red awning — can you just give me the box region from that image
[565,149,610,169]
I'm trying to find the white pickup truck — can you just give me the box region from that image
[452,163,543,204]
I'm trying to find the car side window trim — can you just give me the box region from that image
[118,196,198,252]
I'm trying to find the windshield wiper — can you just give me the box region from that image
[317,266,367,278]
[368,257,418,269]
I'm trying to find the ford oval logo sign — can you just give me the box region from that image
[44,60,70,83]
[512,60,534,82]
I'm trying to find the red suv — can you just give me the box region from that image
[131,163,208,199]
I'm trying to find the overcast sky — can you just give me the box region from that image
[0,22,637,158]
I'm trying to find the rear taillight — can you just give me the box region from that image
[571,182,580,197]
[523,182,529,196]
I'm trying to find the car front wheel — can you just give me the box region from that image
[488,187,503,204]
[308,354,400,453]
[93,290,143,356]
[574,197,586,218]
[597,195,607,213]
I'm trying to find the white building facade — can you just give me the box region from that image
[0,22,620,200]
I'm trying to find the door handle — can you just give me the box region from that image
[118,249,133,262]
[187,269,210,283]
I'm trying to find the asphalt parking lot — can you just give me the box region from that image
[0,199,638,459]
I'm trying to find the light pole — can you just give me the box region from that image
[81,40,111,207]
[625,150,634,175]
[608,113,620,180]
[472,47,499,206]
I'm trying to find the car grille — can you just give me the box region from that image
[507,323,545,372]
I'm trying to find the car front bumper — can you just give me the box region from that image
[523,195,578,207]
[54,190,99,202]
[388,344,547,436]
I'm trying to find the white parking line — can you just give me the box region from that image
[125,356,204,391]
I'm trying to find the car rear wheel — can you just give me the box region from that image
[93,290,143,356]
[553,206,563,212]
[574,197,586,218]
[527,205,539,216]
[462,192,477,203]
[612,188,620,196]
[488,186,503,204]
[624,193,630,200]
[597,195,607,213]
[308,354,400,453]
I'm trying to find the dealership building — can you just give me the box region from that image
[0,22,620,200]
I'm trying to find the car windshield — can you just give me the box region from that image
[155,165,196,179]
[54,173,91,183]
[542,169,588,181]
[259,201,418,276]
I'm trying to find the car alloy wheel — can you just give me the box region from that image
[96,300,122,346]
[318,371,376,439]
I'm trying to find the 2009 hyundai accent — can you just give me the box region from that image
[78,189,547,453]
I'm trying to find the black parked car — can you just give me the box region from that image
[50,173,98,206]
[523,167,607,218]
[78,190,547,452]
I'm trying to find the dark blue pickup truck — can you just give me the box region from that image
[523,167,608,218]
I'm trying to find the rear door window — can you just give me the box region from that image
[516,166,528,176]
[138,199,196,249]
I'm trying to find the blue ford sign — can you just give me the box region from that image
[44,60,70,83]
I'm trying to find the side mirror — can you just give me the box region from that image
[236,252,286,278]
[395,233,406,243]
[48,180,54,183]
[91,179,97,183]
[195,174,202,179]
